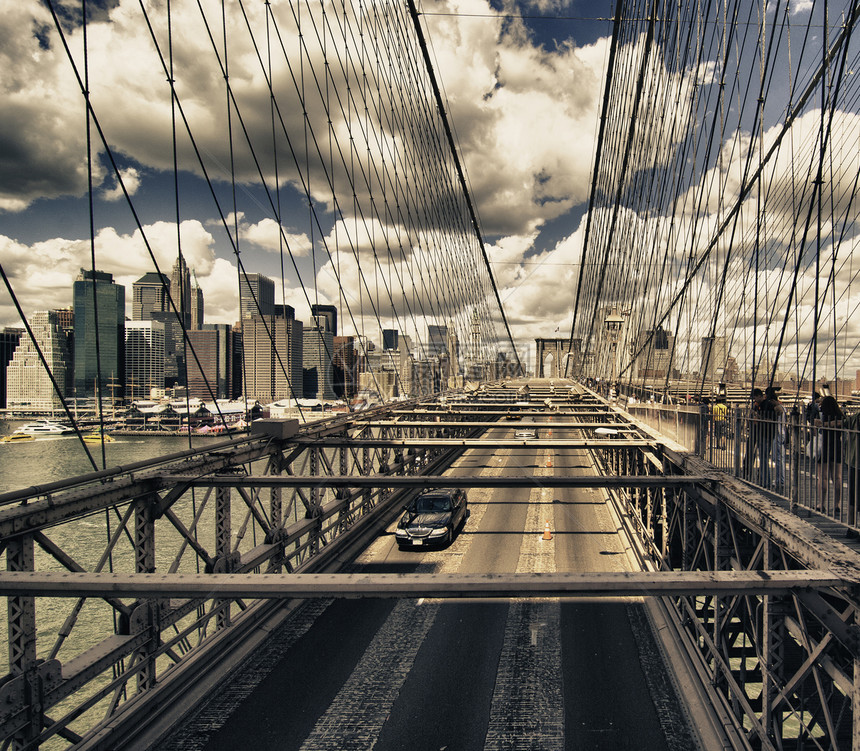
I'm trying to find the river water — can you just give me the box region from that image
[0,419,217,496]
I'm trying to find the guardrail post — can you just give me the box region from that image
[789,407,800,515]
[734,409,742,478]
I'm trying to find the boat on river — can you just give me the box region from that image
[13,421,75,436]
[82,431,115,444]
[1,433,36,443]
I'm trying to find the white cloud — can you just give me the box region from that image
[101,167,141,202]
[0,220,239,327]
[243,218,312,256]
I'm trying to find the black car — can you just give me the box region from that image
[395,489,468,548]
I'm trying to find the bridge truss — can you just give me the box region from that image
[1,384,860,749]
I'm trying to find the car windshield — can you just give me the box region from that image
[414,495,451,513]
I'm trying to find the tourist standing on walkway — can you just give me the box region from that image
[815,396,843,517]
[750,388,777,488]
[766,387,786,492]
[712,397,727,449]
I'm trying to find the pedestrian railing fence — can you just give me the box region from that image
[626,400,860,531]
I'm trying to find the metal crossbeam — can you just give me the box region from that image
[301,421,639,429]
[163,474,709,488]
[284,439,654,449]
[0,570,843,599]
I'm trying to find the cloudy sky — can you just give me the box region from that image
[0,0,615,369]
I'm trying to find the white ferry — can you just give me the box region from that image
[13,420,75,436]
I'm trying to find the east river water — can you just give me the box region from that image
[0,418,209,495]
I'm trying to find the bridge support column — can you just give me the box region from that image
[134,493,158,691]
[308,447,322,555]
[215,486,232,629]
[362,446,372,514]
[7,535,40,748]
[682,493,696,571]
[734,409,742,478]
[336,443,351,532]
[712,502,732,695]
[761,539,786,743]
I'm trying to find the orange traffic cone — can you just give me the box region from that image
[542,521,553,540]
[546,455,553,468]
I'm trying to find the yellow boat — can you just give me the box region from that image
[82,432,115,443]
[1,433,35,443]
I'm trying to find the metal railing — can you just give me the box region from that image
[626,399,860,530]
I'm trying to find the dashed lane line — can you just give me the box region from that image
[484,445,563,751]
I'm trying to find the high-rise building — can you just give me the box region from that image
[239,273,275,322]
[125,321,165,400]
[428,324,448,359]
[382,329,398,351]
[242,314,302,402]
[303,315,335,399]
[73,269,125,401]
[311,304,337,337]
[1,328,23,409]
[191,273,204,330]
[132,272,170,320]
[187,325,234,399]
[149,312,184,387]
[170,256,193,330]
[332,335,358,399]
[7,312,71,411]
[701,336,729,385]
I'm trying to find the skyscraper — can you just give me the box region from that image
[171,256,192,330]
[303,314,336,399]
[0,328,23,409]
[125,321,165,400]
[239,273,275,322]
[73,269,125,401]
[382,329,398,351]
[428,324,448,359]
[187,325,234,400]
[7,312,71,411]
[332,335,357,399]
[191,271,204,330]
[242,314,302,402]
[310,303,337,337]
[132,272,170,320]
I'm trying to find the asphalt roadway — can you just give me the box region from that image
[161,424,697,751]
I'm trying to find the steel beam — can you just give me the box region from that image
[165,474,710,489]
[284,438,653,449]
[0,570,844,599]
